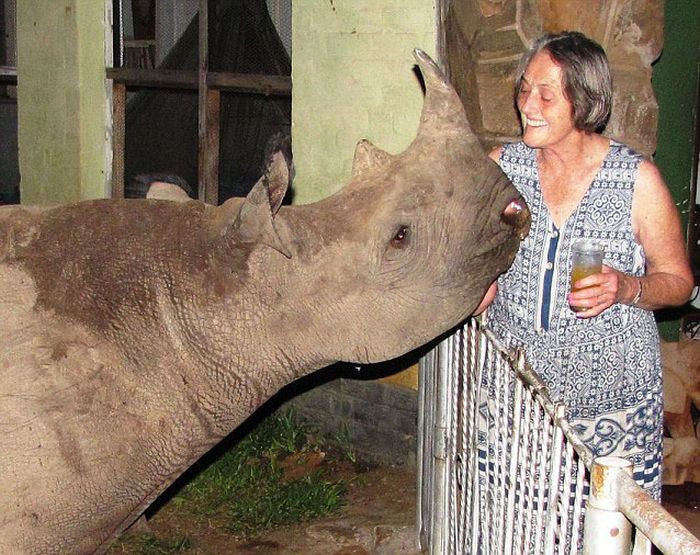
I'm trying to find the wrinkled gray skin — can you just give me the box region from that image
[0,50,529,554]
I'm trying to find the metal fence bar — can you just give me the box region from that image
[522,380,537,552]
[571,447,587,554]
[482,335,495,554]
[449,329,460,555]
[417,318,700,555]
[503,360,524,555]
[416,345,436,551]
[561,441,577,555]
[431,335,450,554]
[462,327,476,553]
[493,339,508,554]
[513,354,529,555]
[544,422,563,554]
[616,467,700,554]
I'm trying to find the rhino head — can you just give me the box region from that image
[211,48,529,366]
[0,49,528,554]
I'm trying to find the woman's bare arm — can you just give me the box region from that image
[572,159,693,314]
[628,160,694,309]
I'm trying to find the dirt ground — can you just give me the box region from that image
[112,463,419,555]
[661,482,700,541]
[112,465,700,555]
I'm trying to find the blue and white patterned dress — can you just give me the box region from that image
[487,140,663,500]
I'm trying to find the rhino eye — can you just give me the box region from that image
[390,225,410,248]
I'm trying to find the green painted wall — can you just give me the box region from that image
[651,0,700,339]
[291,0,436,204]
[291,1,436,389]
[17,1,109,205]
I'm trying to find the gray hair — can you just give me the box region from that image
[516,31,612,133]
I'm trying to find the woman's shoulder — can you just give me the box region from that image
[617,141,668,206]
[607,138,648,164]
[635,157,665,192]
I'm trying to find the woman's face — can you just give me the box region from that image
[517,51,577,149]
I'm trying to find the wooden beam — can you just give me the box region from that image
[207,72,291,96]
[106,68,197,89]
[197,0,218,204]
[201,88,221,205]
[0,66,17,83]
[111,82,126,199]
[105,67,291,96]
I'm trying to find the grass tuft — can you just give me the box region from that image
[112,409,355,553]
[172,408,351,537]
[110,534,192,554]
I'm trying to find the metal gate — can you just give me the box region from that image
[417,318,700,554]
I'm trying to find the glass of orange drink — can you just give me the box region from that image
[570,239,604,312]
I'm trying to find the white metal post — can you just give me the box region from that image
[583,456,633,554]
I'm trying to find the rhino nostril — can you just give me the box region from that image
[500,198,531,239]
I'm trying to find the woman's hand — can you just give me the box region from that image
[567,265,639,317]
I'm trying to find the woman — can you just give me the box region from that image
[485,30,693,504]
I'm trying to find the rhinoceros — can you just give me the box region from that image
[0,49,529,554]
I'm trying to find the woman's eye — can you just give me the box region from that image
[390,226,410,248]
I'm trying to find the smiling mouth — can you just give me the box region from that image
[526,118,547,128]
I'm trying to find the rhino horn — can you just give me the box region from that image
[351,139,393,178]
[412,48,476,142]
[225,151,292,258]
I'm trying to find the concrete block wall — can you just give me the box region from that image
[286,377,419,467]
[291,1,436,204]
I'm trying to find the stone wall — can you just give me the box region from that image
[440,0,663,156]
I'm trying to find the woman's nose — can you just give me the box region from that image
[518,92,536,114]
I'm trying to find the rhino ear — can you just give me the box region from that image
[351,139,393,178]
[227,152,292,258]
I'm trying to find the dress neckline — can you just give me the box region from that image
[532,140,614,231]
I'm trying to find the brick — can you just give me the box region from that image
[347,425,416,465]
[383,408,418,438]
[340,378,384,404]
[380,383,418,412]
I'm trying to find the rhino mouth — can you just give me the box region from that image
[471,232,521,270]
[473,169,531,251]
[475,192,530,252]
[467,197,529,277]
[501,197,531,240]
